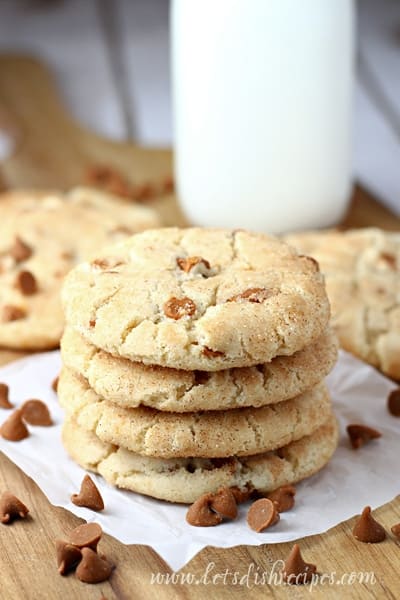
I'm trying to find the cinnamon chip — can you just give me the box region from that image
[0,383,13,409]
[193,371,211,385]
[347,424,381,449]
[391,523,400,539]
[71,475,104,512]
[387,388,400,417]
[15,270,38,295]
[228,287,277,303]
[68,522,103,551]
[176,256,211,274]
[84,165,132,199]
[2,305,26,322]
[91,258,125,270]
[202,347,225,358]
[162,175,174,194]
[52,376,59,393]
[379,252,397,269]
[267,485,296,513]
[230,485,254,504]
[132,182,155,202]
[0,491,29,524]
[55,539,82,575]
[10,236,32,262]
[282,544,317,584]
[210,488,238,520]
[75,547,113,584]
[163,297,196,319]
[0,410,29,441]
[21,399,52,426]
[247,498,280,532]
[186,493,223,527]
[352,506,386,543]
[111,225,133,236]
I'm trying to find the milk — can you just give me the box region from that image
[171,0,355,233]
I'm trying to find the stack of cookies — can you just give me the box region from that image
[59,228,339,504]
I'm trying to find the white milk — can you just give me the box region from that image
[171,0,355,233]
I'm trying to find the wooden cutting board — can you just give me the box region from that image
[0,54,399,599]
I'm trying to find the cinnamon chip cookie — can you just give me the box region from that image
[60,326,337,412]
[285,228,400,379]
[62,228,330,370]
[62,415,339,503]
[58,368,332,459]
[0,188,160,349]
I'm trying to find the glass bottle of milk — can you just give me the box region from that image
[171,0,355,233]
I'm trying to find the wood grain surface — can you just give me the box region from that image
[0,55,399,600]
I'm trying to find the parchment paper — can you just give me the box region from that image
[0,350,397,571]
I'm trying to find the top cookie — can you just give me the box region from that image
[0,187,161,349]
[285,228,400,379]
[62,227,330,370]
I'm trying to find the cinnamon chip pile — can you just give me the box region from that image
[186,488,238,527]
[186,484,296,530]
[56,522,114,584]
[0,397,53,441]
[83,164,174,203]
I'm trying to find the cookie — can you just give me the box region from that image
[285,228,400,379]
[61,228,330,370]
[58,368,332,458]
[62,414,338,503]
[61,326,338,411]
[0,187,161,349]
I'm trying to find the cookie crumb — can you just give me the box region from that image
[0,491,29,524]
[71,475,104,512]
